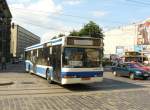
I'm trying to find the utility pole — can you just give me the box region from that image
[141,38,144,64]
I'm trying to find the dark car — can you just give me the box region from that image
[12,57,19,64]
[112,62,150,80]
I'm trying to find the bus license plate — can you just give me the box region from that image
[82,78,91,80]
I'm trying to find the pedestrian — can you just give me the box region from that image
[1,56,6,70]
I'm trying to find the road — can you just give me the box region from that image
[0,63,150,110]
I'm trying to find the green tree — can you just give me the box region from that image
[51,36,57,39]
[69,30,79,36]
[69,21,104,38]
[58,33,65,37]
[79,21,103,38]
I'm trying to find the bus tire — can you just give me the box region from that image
[28,65,30,73]
[28,65,33,74]
[46,69,54,84]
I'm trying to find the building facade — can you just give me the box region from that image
[0,0,12,62]
[11,24,40,58]
[104,23,138,56]
[104,19,150,64]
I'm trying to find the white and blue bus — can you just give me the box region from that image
[25,36,103,85]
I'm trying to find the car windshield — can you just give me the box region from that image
[63,47,102,68]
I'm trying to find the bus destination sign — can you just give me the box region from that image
[74,40,93,45]
[67,37,101,46]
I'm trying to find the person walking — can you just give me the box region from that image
[1,56,6,70]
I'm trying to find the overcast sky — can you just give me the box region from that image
[7,0,150,42]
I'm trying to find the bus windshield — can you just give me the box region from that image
[63,47,102,68]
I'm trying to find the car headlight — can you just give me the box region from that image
[135,71,142,75]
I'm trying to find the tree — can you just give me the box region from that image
[69,21,104,38]
[79,21,103,38]
[69,30,79,36]
[51,36,57,39]
[58,33,65,37]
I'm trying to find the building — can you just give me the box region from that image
[104,24,137,56]
[104,18,150,55]
[0,0,12,62]
[11,24,40,58]
[104,18,150,63]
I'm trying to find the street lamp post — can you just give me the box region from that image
[141,38,144,64]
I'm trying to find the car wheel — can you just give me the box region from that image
[130,73,135,80]
[46,69,54,84]
[113,71,118,76]
[143,77,148,80]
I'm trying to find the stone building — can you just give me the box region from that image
[11,24,40,58]
[0,0,12,62]
[104,19,150,56]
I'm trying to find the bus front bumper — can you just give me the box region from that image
[61,77,103,85]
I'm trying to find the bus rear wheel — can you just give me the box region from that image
[28,65,31,73]
[28,65,33,74]
[46,69,54,84]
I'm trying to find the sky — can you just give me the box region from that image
[6,0,150,42]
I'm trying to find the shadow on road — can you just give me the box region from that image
[62,78,145,92]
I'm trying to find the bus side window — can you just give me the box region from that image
[48,47,52,66]
[50,47,52,55]
[52,45,61,73]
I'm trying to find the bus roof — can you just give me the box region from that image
[25,36,102,51]
[25,43,44,51]
[25,37,63,51]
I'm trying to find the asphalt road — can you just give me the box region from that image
[0,63,150,110]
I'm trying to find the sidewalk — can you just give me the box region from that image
[0,62,25,73]
[0,63,25,85]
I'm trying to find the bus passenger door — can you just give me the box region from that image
[52,45,61,81]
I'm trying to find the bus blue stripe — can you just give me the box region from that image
[61,71,103,78]
[36,67,46,75]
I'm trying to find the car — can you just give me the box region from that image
[12,57,19,64]
[112,62,150,80]
[129,62,150,71]
[18,58,24,62]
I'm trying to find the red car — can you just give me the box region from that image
[130,62,150,71]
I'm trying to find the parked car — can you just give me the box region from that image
[12,57,19,64]
[18,58,24,62]
[112,62,150,80]
[128,62,150,71]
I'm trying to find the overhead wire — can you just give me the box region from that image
[125,0,150,6]
[9,2,147,33]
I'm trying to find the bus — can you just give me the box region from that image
[25,36,103,85]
